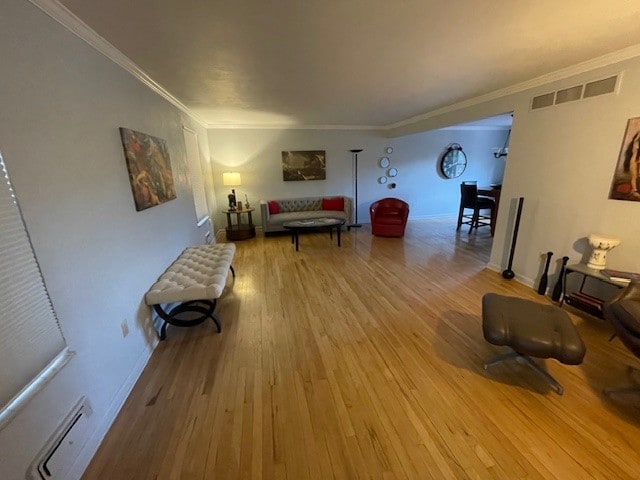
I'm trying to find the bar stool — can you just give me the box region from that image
[456,181,495,234]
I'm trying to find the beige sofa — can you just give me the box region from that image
[260,196,352,234]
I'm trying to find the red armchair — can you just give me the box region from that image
[370,197,409,237]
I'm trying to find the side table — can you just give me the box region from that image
[561,263,627,318]
[223,208,256,241]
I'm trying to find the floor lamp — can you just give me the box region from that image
[349,149,363,228]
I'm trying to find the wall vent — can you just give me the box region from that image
[28,397,92,480]
[555,85,583,104]
[531,92,555,109]
[531,74,619,110]
[584,75,618,98]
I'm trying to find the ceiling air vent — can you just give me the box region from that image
[530,74,619,111]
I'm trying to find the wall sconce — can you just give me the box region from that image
[493,129,511,158]
[222,172,241,211]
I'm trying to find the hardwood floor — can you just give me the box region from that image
[83,217,640,479]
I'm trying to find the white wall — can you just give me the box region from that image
[389,56,640,288]
[489,60,640,287]
[208,127,507,229]
[0,1,208,478]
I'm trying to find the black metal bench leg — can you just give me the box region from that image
[160,321,168,340]
[153,301,220,339]
[210,313,221,332]
[209,299,221,332]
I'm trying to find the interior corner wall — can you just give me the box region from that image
[207,127,507,231]
[0,1,206,478]
[483,58,640,288]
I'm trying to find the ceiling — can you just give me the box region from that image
[58,0,640,128]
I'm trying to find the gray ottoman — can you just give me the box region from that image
[482,293,586,394]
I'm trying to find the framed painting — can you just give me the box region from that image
[282,150,326,181]
[120,128,176,211]
[609,117,640,202]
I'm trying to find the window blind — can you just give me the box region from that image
[0,152,68,427]
[182,127,209,225]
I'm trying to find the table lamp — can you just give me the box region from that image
[222,172,241,211]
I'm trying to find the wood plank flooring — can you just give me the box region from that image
[83,217,640,479]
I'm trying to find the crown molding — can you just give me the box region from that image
[205,122,381,130]
[385,43,640,131]
[439,125,510,131]
[28,0,208,129]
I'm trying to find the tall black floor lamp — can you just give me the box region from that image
[349,149,363,229]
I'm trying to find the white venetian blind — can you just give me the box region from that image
[183,127,209,225]
[0,152,68,427]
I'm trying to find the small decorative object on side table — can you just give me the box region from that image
[227,193,237,211]
[224,207,255,241]
[587,233,620,270]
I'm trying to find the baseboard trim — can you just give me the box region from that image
[486,262,535,288]
[66,341,157,479]
[407,213,457,220]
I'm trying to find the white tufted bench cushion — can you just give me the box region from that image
[145,243,236,339]
[145,243,236,306]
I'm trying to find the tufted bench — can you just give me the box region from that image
[145,243,236,339]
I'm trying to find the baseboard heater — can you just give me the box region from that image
[28,396,92,480]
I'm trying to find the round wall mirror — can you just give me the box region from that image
[380,157,390,168]
[439,143,467,179]
[388,167,398,177]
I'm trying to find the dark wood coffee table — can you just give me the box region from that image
[282,218,346,251]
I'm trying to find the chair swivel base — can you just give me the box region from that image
[484,349,565,395]
[603,365,640,397]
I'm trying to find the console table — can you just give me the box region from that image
[560,263,627,318]
[223,208,255,241]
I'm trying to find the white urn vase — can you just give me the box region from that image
[587,234,620,270]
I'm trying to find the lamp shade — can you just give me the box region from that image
[222,172,241,186]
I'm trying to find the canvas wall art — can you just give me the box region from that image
[609,117,640,202]
[120,128,176,211]
[282,150,326,181]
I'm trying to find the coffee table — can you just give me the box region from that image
[282,218,346,251]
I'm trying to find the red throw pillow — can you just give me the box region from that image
[322,197,344,211]
[268,201,280,214]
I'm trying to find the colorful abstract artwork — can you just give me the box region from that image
[609,117,640,202]
[120,128,176,211]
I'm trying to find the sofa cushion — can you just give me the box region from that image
[269,210,345,225]
[378,206,401,216]
[268,201,280,214]
[279,198,322,213]
[375,216,404,225]
[322,197,344,211]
